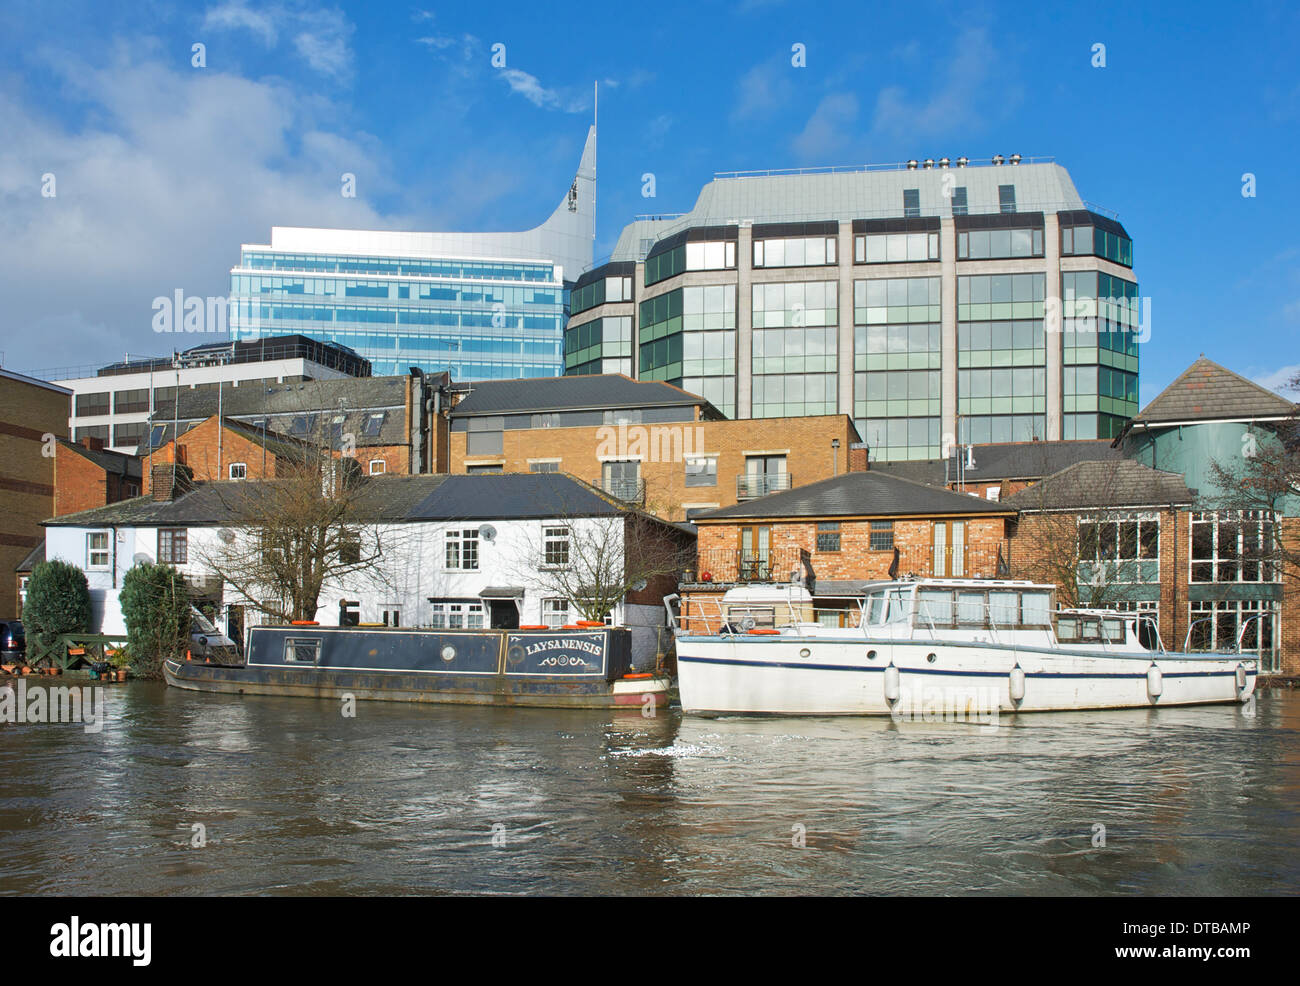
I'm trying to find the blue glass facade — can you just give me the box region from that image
[229,251,567,379]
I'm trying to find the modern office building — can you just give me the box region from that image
[228,128,597,380]
[568,155,1139,460]
[49,335,370,454]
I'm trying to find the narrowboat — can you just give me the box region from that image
[164,623,671,709]
[668,578,1258,716]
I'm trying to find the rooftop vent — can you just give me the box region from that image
[1009,153,1022,165]
[906,159,918,170]
[992,154,1005,166]
[922,158,934,169]
[956,156,969,167]
[938,157,951,168]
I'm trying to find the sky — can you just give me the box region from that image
[0,0,1296,405]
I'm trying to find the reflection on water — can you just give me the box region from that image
[1,682,1297,895]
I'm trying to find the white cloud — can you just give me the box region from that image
[499,68,588,114]
[792,92,858,162]
[732,56,793,123]
[1254,365,1300,393]
[202,2,355,81]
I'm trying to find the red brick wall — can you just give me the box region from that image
[53,444,140,516]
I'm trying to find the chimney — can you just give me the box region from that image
[151,462,194,502]
[80,436,105,452]
[848,442,870,472]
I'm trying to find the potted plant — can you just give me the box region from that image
[109,647,131,683]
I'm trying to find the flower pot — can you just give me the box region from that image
[20,666,33,675]
[116,669,128,682]
[1,664,15,674]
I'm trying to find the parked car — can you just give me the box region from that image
[1,620,25,660]
[190,607,239,663]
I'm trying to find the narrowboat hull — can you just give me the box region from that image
[676,635,1257,716]
[165,625,671,710]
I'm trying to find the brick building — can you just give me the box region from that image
[54,437,142,515]
[448,374,862,522]
[876,438,1122,501]
[147,371,452,480]
[681,468,1015,624]
[0,368,71,616]
[141,416,315,493]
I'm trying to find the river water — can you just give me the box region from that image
[1,682,1297,896]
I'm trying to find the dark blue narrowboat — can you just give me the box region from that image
[163,624,671,709]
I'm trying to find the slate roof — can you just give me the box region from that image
[450,374,712,417]
[874,440,1120,488]
[15,539,44,573]
[152,376,411,448]
[1001,459,1194,511]
[42,473,635,528]
[59,439,142,480]
[1130,356,1297,426]
[692,471,1017,521]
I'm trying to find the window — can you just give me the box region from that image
[1190,510,1277,583]
[86,532,110,568]
[445,529,480,570]
[114,389,150,414]
[951,187,968,216]
[430,600,485,629]
[75,392,110,416]
[1188,600,1278,671]
[684,456,717,487]
[229,462,247,480]
[816,522,841,552]
[855,232,939,264]
[158,528,188,564]
[753,236,837,268]
[531,412,562,428]
[148,424,167,449]
[467,464,503,475]
[985,486,1000,501]
[339,530,360,565]
[361,412,385,437]
[381,607,402,627]
[288,413,317,437]
[542,598,570,628]
[903,189,920,218]
[529,461,560,473]
[869,520,894,551]
[543,526,570,567]
[284,638,320,664]
[957,227,1043,260]
[998,184,1016,214]
[368,459,386,475]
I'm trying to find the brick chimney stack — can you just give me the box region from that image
[151,463,194,502]
[848,442,870,472]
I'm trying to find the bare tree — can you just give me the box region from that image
[512,507,693,623]
[195,453,404,624]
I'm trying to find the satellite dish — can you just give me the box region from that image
[218,528,236,544]
[132,552,154,566]
[631,578,648,592]
[480,524,497,542]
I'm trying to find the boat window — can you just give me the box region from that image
[1079,618,1101,641]
[1056,616,1080,642]
[989,590,1019,626]
[728,605,775,628]
[1022,592,1051,627]
[284,637,321,664]
[865,592,885,625]
[956,592,985,625]
[883,589,911,624]
[1101,618,1126,643]
[917,589,954,626]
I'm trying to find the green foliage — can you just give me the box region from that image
[120,563,191,680]
[24,560,92,663]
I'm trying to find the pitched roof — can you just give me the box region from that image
[1132,356,1297,426]
[692,470,1016,521]
[1001,459,1194,511]
[450,374,711,417]
[15,538,44,573]
[58,439,142,480]
[42,473,634,528]
[874,440,1121,488]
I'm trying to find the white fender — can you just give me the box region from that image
[884,663,900,702]
[1235,664,1248,692]
[1146,664,1163,699]
[1009,665,1026,702]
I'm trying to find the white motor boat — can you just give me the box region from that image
[667,579,1258,717]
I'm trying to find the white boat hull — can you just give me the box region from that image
[676,635,1257,717]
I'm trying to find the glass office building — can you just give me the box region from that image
[567,156,1139,460]
[230,129,596,380]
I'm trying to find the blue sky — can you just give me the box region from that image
[0,0,1296,404]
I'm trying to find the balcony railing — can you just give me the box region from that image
[594,476,646,505]
[687,540,1012,585]
[736,472,793,499]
